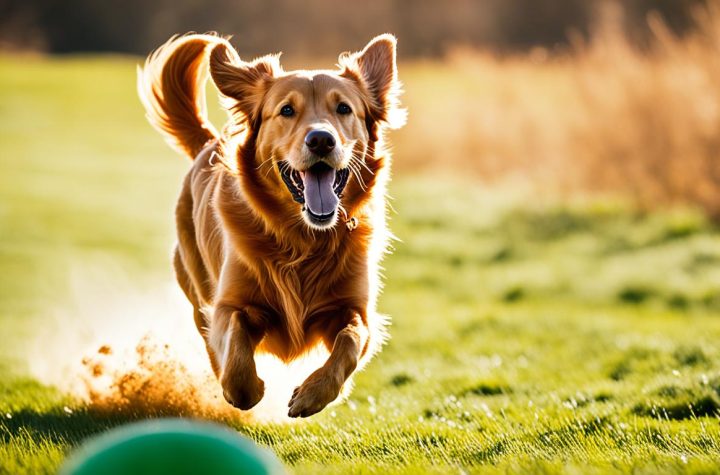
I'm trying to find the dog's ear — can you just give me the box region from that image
[341,34,405,129]
[209,41,279,126]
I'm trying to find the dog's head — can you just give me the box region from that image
[209,35,404,230]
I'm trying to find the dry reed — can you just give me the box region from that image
[393,4,720,218]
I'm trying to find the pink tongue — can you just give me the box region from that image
[303,166,338,216]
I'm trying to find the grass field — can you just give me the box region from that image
[2,55,720,474]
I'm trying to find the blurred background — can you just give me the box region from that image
[3,1,720,472]
[0,0,709,56]
[2,0,719,216]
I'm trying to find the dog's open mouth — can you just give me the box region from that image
[279,162,350,223]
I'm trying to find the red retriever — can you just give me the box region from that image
[138,33,404,417]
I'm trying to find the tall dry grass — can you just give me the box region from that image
[394,4,720,218]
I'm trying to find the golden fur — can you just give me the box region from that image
[138,33,404,417]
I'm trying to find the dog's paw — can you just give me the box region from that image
[222,376,265,411]
[287,368,341,418]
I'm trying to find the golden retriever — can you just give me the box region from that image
[137,33,404,417]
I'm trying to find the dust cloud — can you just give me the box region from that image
[26,261,330,423]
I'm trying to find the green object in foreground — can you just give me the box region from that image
[60,419,285,475]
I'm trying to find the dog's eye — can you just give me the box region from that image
[336,102,352,115]
[280,104,295,117]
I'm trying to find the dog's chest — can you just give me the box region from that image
[260,239,365,319]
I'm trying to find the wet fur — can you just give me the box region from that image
[138,33,404,417]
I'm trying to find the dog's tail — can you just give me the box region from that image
[138,34,223,159]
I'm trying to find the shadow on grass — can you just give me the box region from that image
[0,373,135,447]
[0,373,231,449]
[0,407,142,447]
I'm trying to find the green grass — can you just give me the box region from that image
[2,54,720,474]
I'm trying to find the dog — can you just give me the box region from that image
[137,33,404,417]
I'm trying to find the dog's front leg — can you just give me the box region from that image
[210,304,267,410]
[288,309,368,418]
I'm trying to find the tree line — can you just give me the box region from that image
[0,0,707,57]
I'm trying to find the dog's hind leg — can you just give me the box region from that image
[173,246,221,376]
[288,309,369,418]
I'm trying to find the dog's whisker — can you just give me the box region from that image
[346,161,360,185]
[256,155,273,172]
[348,159,368,191]
[349,151,374,176]
[355,157,374,176]
[343,140,359,162]
[263,154,280,178]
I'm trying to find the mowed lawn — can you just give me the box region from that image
[2,55,720,474]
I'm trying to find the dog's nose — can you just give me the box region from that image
[304,130,336,157]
